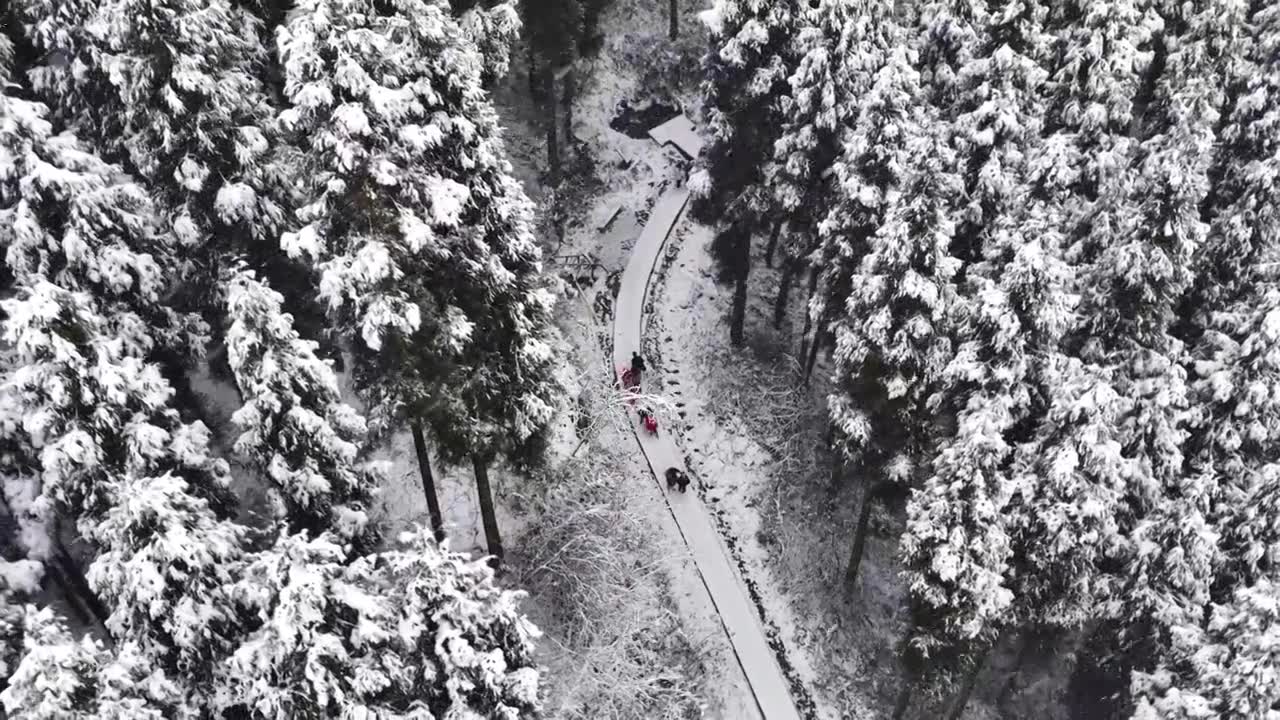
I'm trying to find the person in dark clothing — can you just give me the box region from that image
[626,351,646,391]
[665,467,689,493]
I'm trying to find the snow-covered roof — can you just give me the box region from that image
[648,115,703,159]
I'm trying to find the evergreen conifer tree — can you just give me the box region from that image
[894,6,1082,717]
[0,559,42,689]
[1076,0,1245,651]
[215,528,541,718]
[1,608,179,719]
[1128,7,1280,714]
[692,0,800,346]
[1,281,249,702]
[1131,578,1280,720]
[823,53,967,589]
[1038,0,1160,207]
[824,48,950,474]
[224,269,381,552]
[279,0,560,559]
[763,0,875,329]
[1185,2,1280,598]
[460,1,521,83]
[11,0,352,541]
[16,0,293,279]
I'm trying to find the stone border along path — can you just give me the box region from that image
[611,186,805,720]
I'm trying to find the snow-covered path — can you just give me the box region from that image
[612,187,804,720]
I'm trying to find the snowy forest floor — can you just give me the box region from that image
[648,223,895,720]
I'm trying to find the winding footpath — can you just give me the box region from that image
[611,186,804,720]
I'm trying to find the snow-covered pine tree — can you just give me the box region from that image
[1,608,181,719]
[3,20,543,711]
[458,0,521,84]
[894,6,1084,717]
[2,290,541,720]
[1042,3,1251,713]
[0,83,228,632]
[823,46,947,470]
[11,0,362,547]
[0,90,206,361]
[1129,7,1280,715]
[1082,0,1245,641]
[693,0,800,346]
[822,49,968,593]
[1185,2,1280,599]
[1008,355,1128,626]
[934,0,1048,274]
[994,0,1159,647]
[1037,0,1161,206]
[763,0,876,330]
[0,85,231,507]
[366,527,539,714]
[1,281,250,702]
[914,0,988,113]
[17,0,290,263]
[223,269,380,552]
[0,559,42,690]
[12,0,331,376]
[0,90,247,685]
[1185,2,1274,323]
[1130,578,1280,720]
[279,0,560,560]
[219,528,540,718]
[693,0,800,215]
[0,282,543,717]
[804,9,935,383]
[899,209,1077,719]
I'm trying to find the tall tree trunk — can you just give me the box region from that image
[798,267,819,358]
[774,257,797,328]
[1128,30,1166,140]
[46,558,108,632]
[893,677,914,720]
[543,66,560,185]
[562,69,575,146]
[844,481,881,588]
[668,0,679,40]
[829,453,843,490]
[473,455,505,565]
[528,53,540,101]
[51,539,110,630]
[43,562,89,626]
[803,314,823,383]
[997,630,1037,710]
[730,231,751,347]
[946,645,994,720]
[763,218,784,267]
[411,421,446,542]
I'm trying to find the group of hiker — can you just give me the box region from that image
[620,351,689,493]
